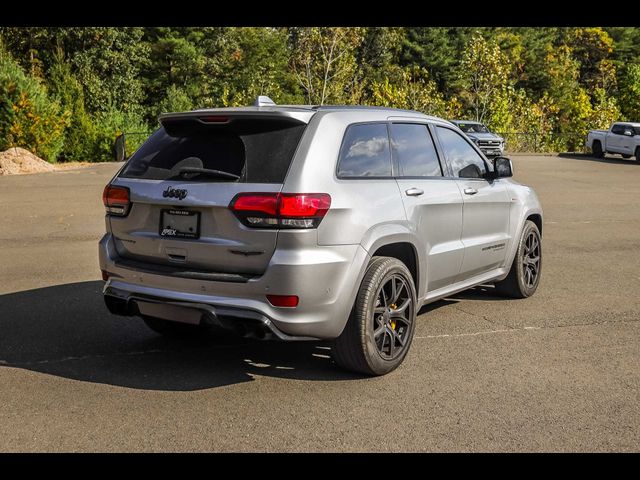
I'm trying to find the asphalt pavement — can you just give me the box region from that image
[0,154,638,452]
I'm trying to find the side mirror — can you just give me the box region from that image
[624,130,634,137]
[492,156,513,178]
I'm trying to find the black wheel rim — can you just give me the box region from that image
[372,274,414,360]
[522,231,541,288]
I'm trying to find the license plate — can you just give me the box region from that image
[159,209,200,239]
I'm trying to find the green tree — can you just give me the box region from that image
[48,50,97,161]
[588,87,621,129]
[369,66,460,118]
[0,28,150,117]
[356,28,404,84]
[568,28,615,91]
[142,27,213,119]
[63,28,149,116]
[290,27,365,105]
[0,48,68,162]
[459,32,510,123]
[217,27,302,107]
[93,105,151,162]
[618,64,640,121]
[542,45,594,150]
[605,28,640,66]
[157,84,194,116]
[400,27,473,95]
[510,27,559,97]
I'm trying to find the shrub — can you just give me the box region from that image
[48,55,98,162]
[369,66,460,118]
[93,105,152,161]
[0,49,68,162]
[155,84,193,118]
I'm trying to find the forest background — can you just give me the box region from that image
[1,27,639,162]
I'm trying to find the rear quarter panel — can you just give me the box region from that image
[283,111,409,247]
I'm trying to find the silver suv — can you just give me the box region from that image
[99,99,543,375]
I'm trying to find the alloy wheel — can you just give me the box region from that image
[372,274,414,360]
[522,231,541,288]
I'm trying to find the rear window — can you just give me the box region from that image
[337,123,392,178]
[119,119,306,183]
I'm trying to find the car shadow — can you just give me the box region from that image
[0,281,509,391]
[558,152,637,165]
[448,285,508,302]
[0,281,366,391]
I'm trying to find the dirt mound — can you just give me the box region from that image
[0,147,55,175]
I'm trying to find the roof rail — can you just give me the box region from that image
[253,95,276,107]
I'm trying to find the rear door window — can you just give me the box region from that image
[120,119,306,183]
[337,123,392,178]
[389,123,443,177]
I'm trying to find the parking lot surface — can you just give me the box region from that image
[0,154,638,452]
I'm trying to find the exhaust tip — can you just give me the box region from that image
[104,295,134,317]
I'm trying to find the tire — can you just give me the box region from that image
[592,140,604,158]
[494,220,542,299]
[142,315,205,338]
[635,147,640,162]
[331,256,417,376]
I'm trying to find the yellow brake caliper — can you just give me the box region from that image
[389,304,397,330]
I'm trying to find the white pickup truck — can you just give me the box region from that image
[585,122,640,161]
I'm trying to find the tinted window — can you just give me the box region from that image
[390,123,442,177]
[456,122,489,134]
[611,124,625,135]
[120,120,306,183]
[337,123,392,177]
[436,126,487,178]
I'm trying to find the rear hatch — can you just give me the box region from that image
[107,110,312,275]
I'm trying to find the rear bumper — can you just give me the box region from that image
[99,233,369,339]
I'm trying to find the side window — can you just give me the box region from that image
[436,126,487,179]
[389,123,443,177]
[337,123,392,178]
[611,124,624,135]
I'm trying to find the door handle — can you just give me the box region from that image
[464,188,478,195]
[405,188,424,197]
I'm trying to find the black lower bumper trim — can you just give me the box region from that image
[113,257,256,283]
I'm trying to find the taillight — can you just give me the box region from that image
[102,185,131,216]
[230,193,331,229]
[266,294,299,308]
[231,193,278,217]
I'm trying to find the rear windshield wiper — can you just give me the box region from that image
[175,167,240,181]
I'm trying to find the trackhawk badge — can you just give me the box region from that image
[163,187,188,200]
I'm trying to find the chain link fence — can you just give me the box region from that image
[498,132,588,154]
